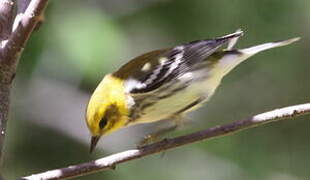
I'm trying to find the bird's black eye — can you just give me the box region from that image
[99,117,108,129]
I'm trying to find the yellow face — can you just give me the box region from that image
[85,74,129,137]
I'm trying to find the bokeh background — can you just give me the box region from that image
[3,0,310,179]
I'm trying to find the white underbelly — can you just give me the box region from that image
[132,77,221,124]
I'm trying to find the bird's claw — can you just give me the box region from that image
[137,134,160,148]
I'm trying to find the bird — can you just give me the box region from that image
[85,30,299,152]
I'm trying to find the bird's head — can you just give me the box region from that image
[86,74,130,152]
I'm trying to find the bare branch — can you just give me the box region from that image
[0,1,15,171]
[20,103,310,180]
[16,0,45,32]
[17,0,31,14]
[1,0,48,63]
[0,0,49,174]
[0,0,14,41]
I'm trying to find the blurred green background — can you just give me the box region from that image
[3,0,310,179]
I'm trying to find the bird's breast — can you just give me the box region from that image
[127,69,223,125]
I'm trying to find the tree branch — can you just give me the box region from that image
[0,0,14,41]
[0,0,16,169]
[17,0,31,14]
[0,0,49,176]
[20,103,310,180]
[1,0,48,62]
[0,1,15,161]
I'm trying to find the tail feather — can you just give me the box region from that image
[227,29,243,50]
[240,37,300,55]
[217,30,244,42]
[216,36,300,75]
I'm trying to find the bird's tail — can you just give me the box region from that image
[240,37,300,56]
[226,29,243,50]
[216,36,300,76]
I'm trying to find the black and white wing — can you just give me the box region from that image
[113,31,243,94]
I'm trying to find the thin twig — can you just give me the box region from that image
[20,103,310,180]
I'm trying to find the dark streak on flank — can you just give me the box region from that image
[174,98,203,115]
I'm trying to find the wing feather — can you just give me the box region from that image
[113,32,243,94]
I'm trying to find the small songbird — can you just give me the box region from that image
[85,30,299,152]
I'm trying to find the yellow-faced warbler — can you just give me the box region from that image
[86,30,299,152]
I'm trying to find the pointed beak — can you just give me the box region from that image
[90,135,101,153]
